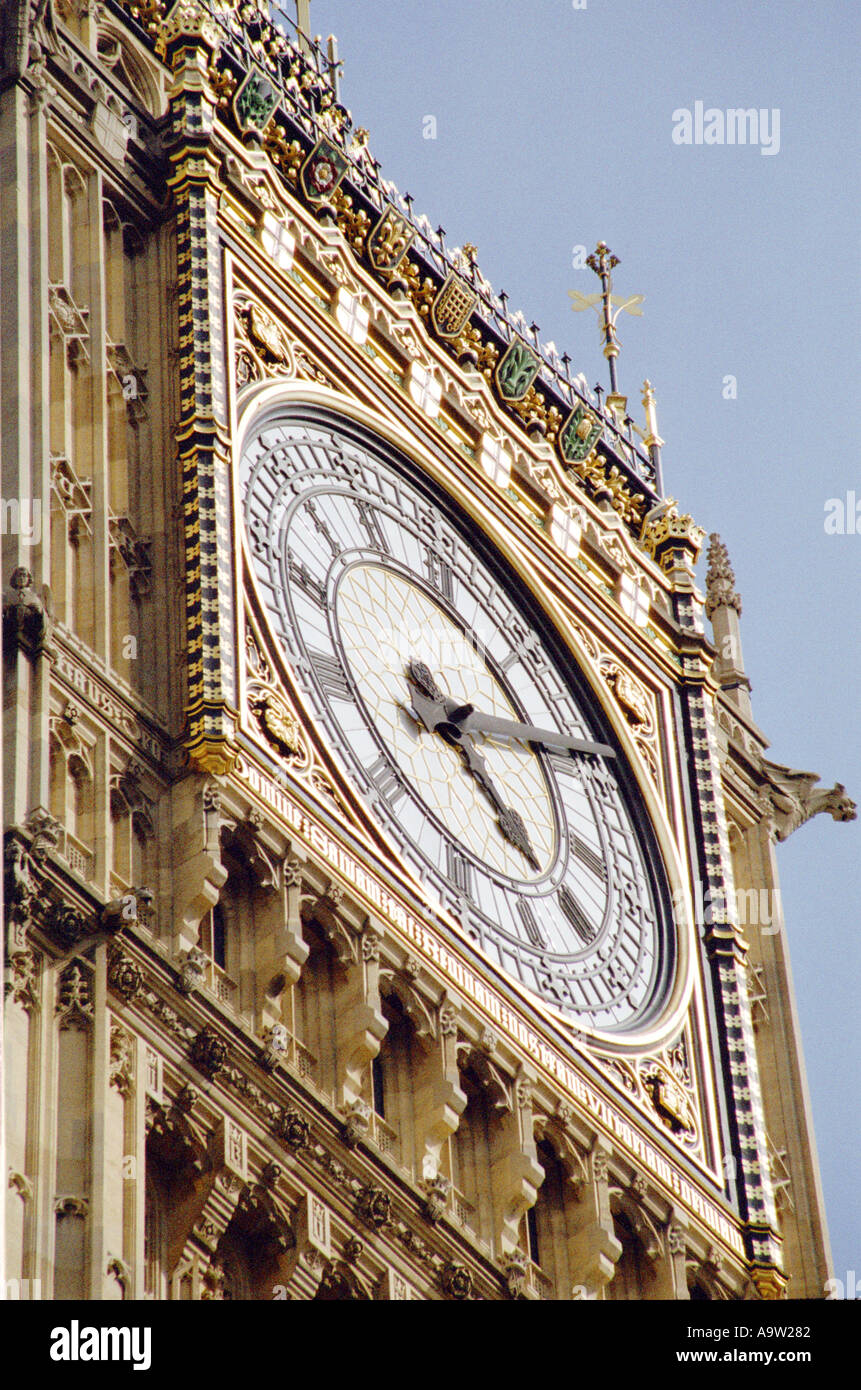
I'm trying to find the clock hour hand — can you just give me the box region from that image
[456,736,541,871]
[405,660,541,870]
[451,708,615,759]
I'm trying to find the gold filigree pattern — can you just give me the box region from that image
[330,187,371,254]
[568,621,662,794]
[593,1030,702,1154]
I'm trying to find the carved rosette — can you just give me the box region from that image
[355,1184,390,1229]
[440,1261,473,1300]
[107,946,143,1002]
[191,1025,228,1077]
[274,1107,310,1150]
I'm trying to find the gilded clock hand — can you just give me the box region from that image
[449,707,615,759]
[405,659,541,869]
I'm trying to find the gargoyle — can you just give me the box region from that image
[759,759,857,842]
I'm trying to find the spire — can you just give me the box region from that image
[705,533,742,620]
[704,534,751,718]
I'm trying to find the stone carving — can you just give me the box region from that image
[109,1024,135,1096]
[361,930,381,964]
[56,961,94,1030]
[3,568,51,655]
[440,1261,473,1300]
[641,1062,697,1140]
[191,1025,228,1077]
[261,1022,289,1071]
[5,837,35,929]
[26,807,61,860]
[356,1184,391,1229]
[248,686,305,760]
[107,946,143,1002]
[6,947,41,1012]
[667,1223,687,1256]
[178,946,208,996]
[343,1099,371,1149]
[503,1250,528,1300]
[421,1173,450,1225]
[705,533,742,619]
[759,759,857,842]
[274,1107,309,1150]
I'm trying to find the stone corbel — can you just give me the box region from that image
[333,916,387,1114]
[171,1115,248,1279]
[224,1163,294,1291]
[169,777,228,957]
[5,834,38,945]
[666,1214,691,1298]
[566,1142,623,1299]
[414,996,466,1186]
[378,967,436,1047]
[301,889,356,967]
[275,1191,333,1300]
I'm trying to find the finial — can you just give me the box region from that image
[641,380,665,494]
[570,242,644,398]
[705,534,742,619]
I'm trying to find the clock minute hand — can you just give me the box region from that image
[454,709,615,759]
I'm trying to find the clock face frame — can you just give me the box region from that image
[238,403,677,1038]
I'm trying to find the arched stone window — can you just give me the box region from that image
[528,1139,574,1297]
[48,719,95,880]
[292,917,339,1098]
[143,1177,167,1300]
[450,1049,511,1251]
[607,1196,660,1300]
[369,991,419,1171]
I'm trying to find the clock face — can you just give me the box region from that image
[240,411,674,1034]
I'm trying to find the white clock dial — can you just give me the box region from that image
[241,412,674,1034]
[335,562,556,880]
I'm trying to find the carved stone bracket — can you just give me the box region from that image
[109,513,153,599]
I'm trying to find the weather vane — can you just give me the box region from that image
[569,242,643,397]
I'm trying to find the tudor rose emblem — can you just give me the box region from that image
[300,137,349,203]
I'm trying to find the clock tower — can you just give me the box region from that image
[2,0,852,1303]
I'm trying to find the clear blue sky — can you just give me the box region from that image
[308,0,860,1283]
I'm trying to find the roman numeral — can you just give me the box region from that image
[517,899,547,949]
[355,501,391,555]
[570,834,606,879]
[367,755,407,808]
[308,649,351,702]
[545,749,580,779]
[558,885,597,945]
[288,554,326,607]
[498,650,520,673]
[446,843,473,900]
[425,549,455,601]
